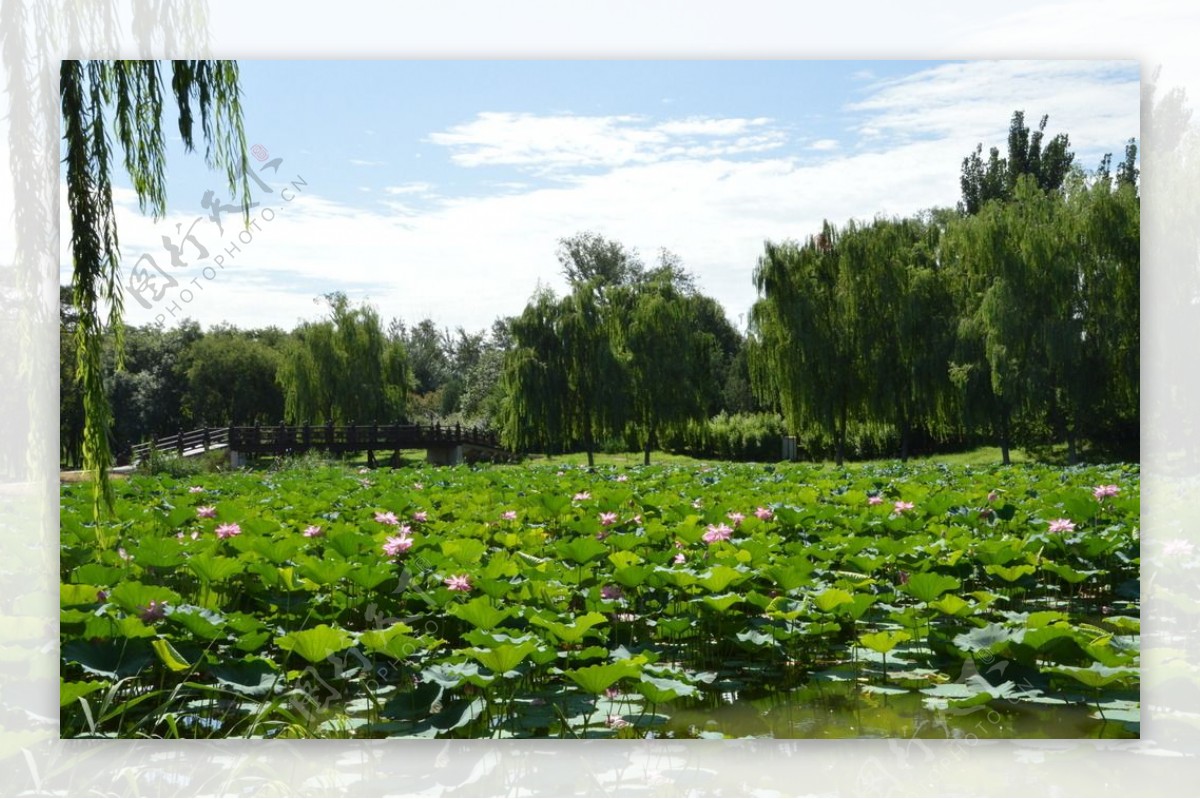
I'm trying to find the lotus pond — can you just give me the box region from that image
[60,460,1140,738]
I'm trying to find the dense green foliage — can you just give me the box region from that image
[277,293,410,425]
[63,109,1137,472]
[60,460,1139,738]
[502,235,750,465]
[58,296,512,468]
[749,113,1138,465]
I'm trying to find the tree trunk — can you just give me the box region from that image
[999,407,1011,466]
[899,414,911,462]
[583,414,595,468]
[643,420,654,466]
[834,401,847,467]
[1067,427,1078,465]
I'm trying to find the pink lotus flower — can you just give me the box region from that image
[374,511,400,526]
[987,490,999,503]
[595,530,609,541]
[727,511,746,527]
[692,499,703,509]
[303,525,323,538]
[196,505,217,519]
[413,482,424,490]
[215,522,241,539]
[673,552,686,565]
[893,500,914,513]
[444,574,472,592]
[599,511,618,526]
[188,486,204,494]
[118,547,132,561]
[632,514,642,525]
[606,714,631,730]
[1093,484,1120,501]
[1163,539,1195,558]
[600,585,623,601]
[140,600,166,623]
[1048,518,1075,533]
[412,511,428,523]
[674,540,685,549]
[501,510,517,521]
[605,686,621,699]
[702,523,734,544]
[867,496,883,506]
[383,533,414,557]
[754,507,774,521]
[615,474,629,483]
[573,491,591,501]
[358,467,370,474]
[358,478,373,487]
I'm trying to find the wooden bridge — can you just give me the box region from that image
[130,422,514,467]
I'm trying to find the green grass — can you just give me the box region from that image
[529,446,1032,470]
[143,444,1045,477]
[530,450,708,468]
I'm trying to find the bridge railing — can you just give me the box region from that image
[134,422,506,461]
[225,422,504,454]
[130,427,230,462]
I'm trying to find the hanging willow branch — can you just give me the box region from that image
[61,60,250,516]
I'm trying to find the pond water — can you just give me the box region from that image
[657,681,1137,739]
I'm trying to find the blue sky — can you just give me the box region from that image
[64,60,1140,334]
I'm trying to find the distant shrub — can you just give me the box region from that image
[667,412,789,461]
[138,449,207,478]
[268,449,338,473]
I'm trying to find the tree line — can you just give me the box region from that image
[58,291,515,467]
[749,112,1139,465]
[62,111,1138,469]
[500,234,755,466]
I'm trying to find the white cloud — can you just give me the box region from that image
[348,158,385,167]
[427,112,786,172]
[809,138,840,151]
[847,60,1139,163]
[73,141,964,334]
[383,182,433,195]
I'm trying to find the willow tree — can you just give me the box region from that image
[845,216,955,459]
[278,293,410,425]
[1072,147,1140,458]
[612,268,716,465]
[749,222,861,465]
[500,289,571,454]
[62,60,250,513]
[557,287,628,466]
[943,176,1088,463]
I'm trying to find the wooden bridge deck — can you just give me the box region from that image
[131,422,513,466]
